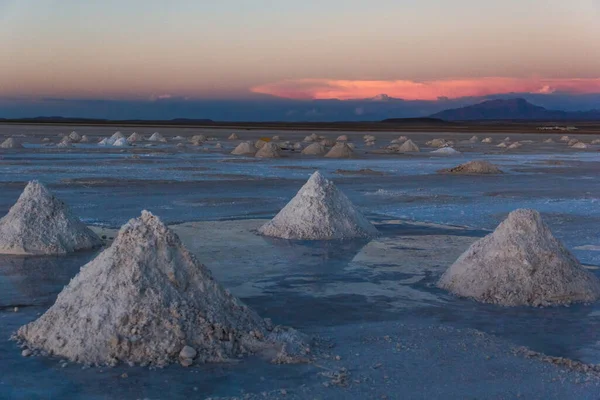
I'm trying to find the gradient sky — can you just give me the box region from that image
[1,0,600,101]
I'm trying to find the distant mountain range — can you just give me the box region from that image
[430,98,600,121]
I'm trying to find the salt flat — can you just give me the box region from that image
[2,124,600,398]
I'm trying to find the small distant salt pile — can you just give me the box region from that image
[325,142,354,158]
[57,142,72,148]
[301,143,326,156]
[398,139,420,152]
[255,142,281,158]
[228,133,239,140]
[438,209,600,307]
[391,136,409,144]
[79,135,90,143]
[591,139,600,145]
[496,142,508,148]
[68,132,81,142]
[293,142,303,150]
[543,138,555,144]
[482,137,493,144]
[503,137,511,142]
[272,135,280,141]
[148,132,167,142]
[560,135,570,142]
[231,142,256,156]
[0,181,102,255]
[468,135,479,143]
[106,132,125,146]
[259,171,378,240]
[365,141,375,146]
[214,142,222,149]
[508,142,523,149]
[336,135,349,142]
[173,136,185,141]
[304,133,319,142]
[16,211,308,366]
[1,138,23,149]
[127,132,143,143]
[42,138,50,142]
[430,147,461,156]
[363,135,376,142]
[189,135,206,145]
[98,138,109,146]
[426,138,449,148]
[440,160,503,175]
[255,139,268,149]
[571,142,588,149]
[113,138,129,147]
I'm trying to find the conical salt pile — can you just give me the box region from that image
[426,138,449,148]
[325,142,354,158]
[255,142,281,158]
[127,132,143,143]
[438,209,600,307]
[482,137,493,143]
[398,139,420,152]
[148,132,166,142]
[113,138,129,147]
[16,211,308,366]
[0,181,102,255]
[79,135,90,143]
[430,147,461,156]
[301,143,326,156]
[1,137,23,149]
[107,132,125,146]
[228,133,239,140]
[258,171,378,240]
[68,132,81,142]
[439,160,502,175]
[231,142,256,156]
[571,142,588,149]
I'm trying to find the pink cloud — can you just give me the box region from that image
[251,77,600,100]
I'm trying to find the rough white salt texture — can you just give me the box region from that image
[228,133,239,140]
[113,138,129,147]
[17,211,308,366]
[303,134,318,142]
[544,138,555,143]
[189,135,206,144]
[482,137,493,143]
[591,139,600,145]
[560,135,570,142]
[68,132,81,142]
[106,132,125,146]
[336,135,349,141]
[127,132,143,143]
[508,142,523,149]
[0,181,102,255]
[571,142,588,149]
[439,160,502,175]
[438,209,600,307]
[430,147,461,155]
[173,136,185,141]
[320,139,335,147]
[148,132,166,142]
[255,142,281,158]
[79,135,90,143]
[567,139,580,146]
[258,171,378,240]
[324,142,354,158]
[425,138,449,148]
[496,142,508,148]
[254,139,268,149]
[271,135,280,141]
[1,138,23,149]
[57,142,72,148]
[231,142,256,155]
[98,138,109,146]
[301,143,326,156]
[398,140,420,152]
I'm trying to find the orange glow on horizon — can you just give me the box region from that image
[251,77,600,101]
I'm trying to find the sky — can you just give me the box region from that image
[1,0,599,119]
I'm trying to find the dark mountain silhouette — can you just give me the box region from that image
[430,98,600,121]
[380,117,450,125]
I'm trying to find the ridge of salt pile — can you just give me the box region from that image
[148,132,166,142]
[438,209,600,307]
[398,139,420,152]
[258,171,378,240]
[0,181,102,255]
[231,142,256,155]
[439,160,503,175]
[16,211,309,366]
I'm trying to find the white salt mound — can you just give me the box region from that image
[543,138,555,144]
[560,135,570,142]
[301,143,327,156]
[127,132,143,143]
[1,138,23,149]
[303,133,319,143]
[591,139,600,145]
[430,147,461,155]
[571,142,588,149]
[258,171,378,240]
[16,211,308,366]
[231,142,256,155]
[482,137,493,143]
[113,138,129,147]
[0,181,102,255]
[508,142,523,149]
[148,132,166,142]
[496,142,508,148]
[106,132,125,146]
[68,132,81,142]
[254,139,268,149]
[440,160,502,174]
[324,142,354,158]
[426,138,449,148]
[228,133,239,140]
[79,135,90,143]
[567,139,580,146]
[398,139,420,152]
[255,142,281,158]
[98,138,109,146]
[438,209,600,307]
